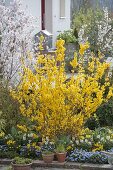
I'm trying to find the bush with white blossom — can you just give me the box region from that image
[0,0,37,85]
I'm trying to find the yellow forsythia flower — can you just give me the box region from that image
[11,39,113,140]
[70,52,78,68]
[79,42,90,55]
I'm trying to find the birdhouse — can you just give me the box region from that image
[35,30,53,52]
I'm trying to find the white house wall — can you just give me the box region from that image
[21,0,71,47]
[4,0,71,48]
[21,0,41,34]
[52,0,71,47]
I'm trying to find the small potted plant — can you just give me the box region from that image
[55,135,70,163]
[11,157,32,170]
[42,150,54,163]
[56,143,67,163]
[41,139,55,163]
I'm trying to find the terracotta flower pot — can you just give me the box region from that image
[42,153,54,163]
[56,152,66,163]
[11,163,32,170]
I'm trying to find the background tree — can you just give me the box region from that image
[0,0,37,86]
[71,0,113,14]
[0,0,37,133]
[73,7,113,56]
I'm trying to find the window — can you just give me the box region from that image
[60,0,65,18]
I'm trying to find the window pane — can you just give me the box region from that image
[60,0,65,18]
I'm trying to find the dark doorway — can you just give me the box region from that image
[41,0,45,30]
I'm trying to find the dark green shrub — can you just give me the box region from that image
[0,81,28,134]
[96,97,113,127]
[84,116,100,130]
[103,141,113,151]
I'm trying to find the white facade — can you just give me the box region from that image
[22,0,71,47]
[4,0,71,47]
[45,0,71,46]
[21,0,41,34]
[52,0,71,45]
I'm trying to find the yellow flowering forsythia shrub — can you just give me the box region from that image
[11,40,113,139]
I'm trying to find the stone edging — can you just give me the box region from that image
[0,159,113,170]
